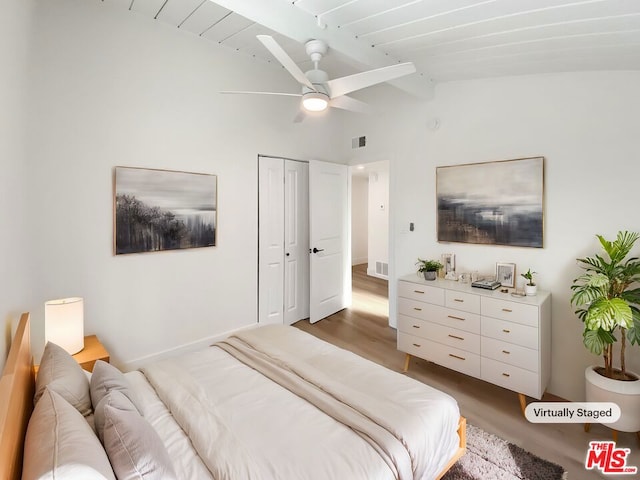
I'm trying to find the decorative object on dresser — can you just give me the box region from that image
[398,274,551,415]
[521,269,538,296]
[495,262,516,288]
[416,258,444,281]
[570,231,640,437]
[114,166,217,255]
[436,157,544,248]
[441,253,455,278]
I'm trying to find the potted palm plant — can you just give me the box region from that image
[570,231,640,432]
[416,258,443,281]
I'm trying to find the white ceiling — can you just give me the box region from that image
[105,0,640,100]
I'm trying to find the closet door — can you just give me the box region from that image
[258,157,285,325]
[284,161,310,325]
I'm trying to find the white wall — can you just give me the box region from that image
[366,162,389,278]
[351,175,368,265]
[344,71,640,401]
[0,0,34,371]
[25,0,350,367]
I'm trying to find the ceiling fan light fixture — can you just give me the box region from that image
[302,91,329,112]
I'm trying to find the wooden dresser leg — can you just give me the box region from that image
[518,393,527,416]
[612,429,618,443]
[584,423,591,433]
[403,353,411,372]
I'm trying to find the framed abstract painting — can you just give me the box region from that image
[114,166,217,255]
[436,157,544,248]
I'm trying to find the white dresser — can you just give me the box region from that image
[397,275,551,407]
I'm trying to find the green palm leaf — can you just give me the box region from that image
[583,328,616,355]
[584,298,632,331]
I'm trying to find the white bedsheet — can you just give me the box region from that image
[131,326,460,480]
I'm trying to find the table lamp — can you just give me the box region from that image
[45,297,84,354]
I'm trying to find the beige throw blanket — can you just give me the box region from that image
[216,334,414,480]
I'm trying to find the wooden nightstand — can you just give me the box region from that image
[35,335,110,374]
[73,335,110,372]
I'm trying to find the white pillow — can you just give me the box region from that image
[102,405,178,480]
[35,341,92,416]
[90,360,141,414]
[23,387,116,480]
[94,390,139,442]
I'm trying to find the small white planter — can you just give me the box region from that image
[585,366,640,432]
[524,284,537,296]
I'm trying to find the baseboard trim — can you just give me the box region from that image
[119,322,259,372]
[367,268,388,280]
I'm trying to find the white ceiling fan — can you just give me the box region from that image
[221,35,416,122]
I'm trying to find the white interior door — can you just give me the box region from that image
[284,160,309,325]
[258,157,285,325]
[309,160,351,323]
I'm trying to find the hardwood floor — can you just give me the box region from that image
[294,264,639,479]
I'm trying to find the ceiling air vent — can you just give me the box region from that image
[351,136,366,149]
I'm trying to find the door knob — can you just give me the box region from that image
[312,247,324,254]
[285,253,290,256]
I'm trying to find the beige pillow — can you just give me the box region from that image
[35,341,92,416]
[102,405,178,480]
[94,390,138,442]
[90,360,141,413]
[23,387,115,480]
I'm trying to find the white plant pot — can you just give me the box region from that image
[524,284,537,296]
[585,365,640,432]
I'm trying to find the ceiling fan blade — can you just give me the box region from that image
[327,62,416,98]
[330,95,373,114]
[220,90,301,97]
[256,35,316,91]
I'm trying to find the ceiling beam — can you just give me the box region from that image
[209,0,434,100]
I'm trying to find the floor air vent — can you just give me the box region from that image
[375,261,388,277]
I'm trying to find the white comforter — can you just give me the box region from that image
[137,326,460,480]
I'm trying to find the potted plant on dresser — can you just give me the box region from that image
[571,231,640,434]
[521,269,537,296]
[416,258,443,281]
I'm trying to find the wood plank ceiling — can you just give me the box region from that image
[103,0,640,99]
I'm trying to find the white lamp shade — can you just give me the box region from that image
[45,297,84,355]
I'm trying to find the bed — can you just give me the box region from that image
[0,313,466,480]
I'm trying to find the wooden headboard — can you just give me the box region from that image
[0,313,34,480]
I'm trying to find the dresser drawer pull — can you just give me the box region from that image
[447,315,465,321]
[413,307,423,311]
[502,308,513,313]
[414,290,425,294]
[448,334,464,341]
[412,343,421,348]
[412,325,421,329]
[502,373,511,377]
[502,329,511,333]
[502,350,511,354]
[449,354,466,361]
[454,298,464,303]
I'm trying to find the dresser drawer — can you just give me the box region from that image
[445,290,480,314]
[481,297,538,327]
[398,315,480,354]
[481,316,538,350]
[481,336,539,372]
[398,281,444,305]
[481,357,541,398]
[398,298,480,334]
[398,333,481,378]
